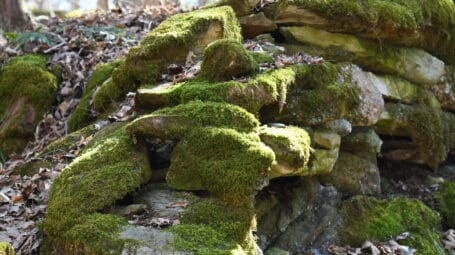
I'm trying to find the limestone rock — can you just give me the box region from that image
[341,127,382,163]
[257,179,340,253]
[320,152,381,195]
[307,147,339,176]
[223,0,260,16]
[199,39,258,81]
[239,12,277,39]
[312,129,340,150]
[321,119,352,137]
[281,26,446,85]
[275,0,455,65]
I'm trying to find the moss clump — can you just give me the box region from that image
[41,124,151,253]
[259,125,312,178]
[40,125,98,156]
[167,127,274,205]
[113,6,241,87]
[340,196,446,255]
[171,199,255,254]
[0,242,14,255]
[65,214,126,254]
[199,39,258,81]
[0,54,57,154]
[127,101,259,139]
[249,52,274,64]
[68,61,122,131]
[435,181,455,228]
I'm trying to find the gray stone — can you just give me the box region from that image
[320,152,381,195]
[313,129,341,150]
[341,127,382,163]
[322,119,352,137]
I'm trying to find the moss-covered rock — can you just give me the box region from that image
[199,39,258,81]
[339,196,446,255]
[320,152,380,195]
[0,54,57,155]
[67,61,122,132]
[259,126,311,178]
[171,199,257,254]
[341,127,382,163]
[127,101,259,139]
[41,123,151,254]
[276,0,455,65]
[136,65,298,113]
[167,127,274,205]
[261,63,362,126]
[112,6,241,88]
[281,26,446,85]
[435,181,455,229]
[0,242,14,255]
[375,103,450,169]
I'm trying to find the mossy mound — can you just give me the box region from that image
[435,181,455,229]
[127,101,259,139]
[167,127,274,205]
[68,60,122,132]
[113,6,242,87]
[0,54,57,155]
[171,199,256,254]
[259,125,312,178]
[199,39,258,81]
[339,196,446,255]
[41,123,151,254]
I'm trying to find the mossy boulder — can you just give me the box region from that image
[339,196,446,255]
[127,101,259,139]
[281,26,446,85]
[275,0,455,65]
[261,63,363,126]
[199,39,258,82]
[435,181,455,228]
[167,127,274,205]
[136,66,298,113]
[0,242,14,255]
[375,103,450,169]
[112,6,242,88]
[341,127,382,163]
[0,55,57,156]
[259,126,311,178]
[41,123,152,254]
[67,61,122,132]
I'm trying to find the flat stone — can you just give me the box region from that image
[239,12,277,39]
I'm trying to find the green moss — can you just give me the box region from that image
[41,124,151,253]
[68,61,122,131]
[41,125,98,156]
[167,127,274,205]
[249,52,274,64]
[145,65,298,113]
[199,39,258,81]
[0,54,57,154]
[435,181,455,228]
[280,0,455,64]
[0,242,14,255]
[259,125,312,178]
[113,6,241,87]
[65,213,126,255]
[340,196,446,255]
[127,101,259,139]
[172,199,255,254]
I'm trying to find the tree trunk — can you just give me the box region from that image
[97,0,109,10]
[0,0,27,32]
